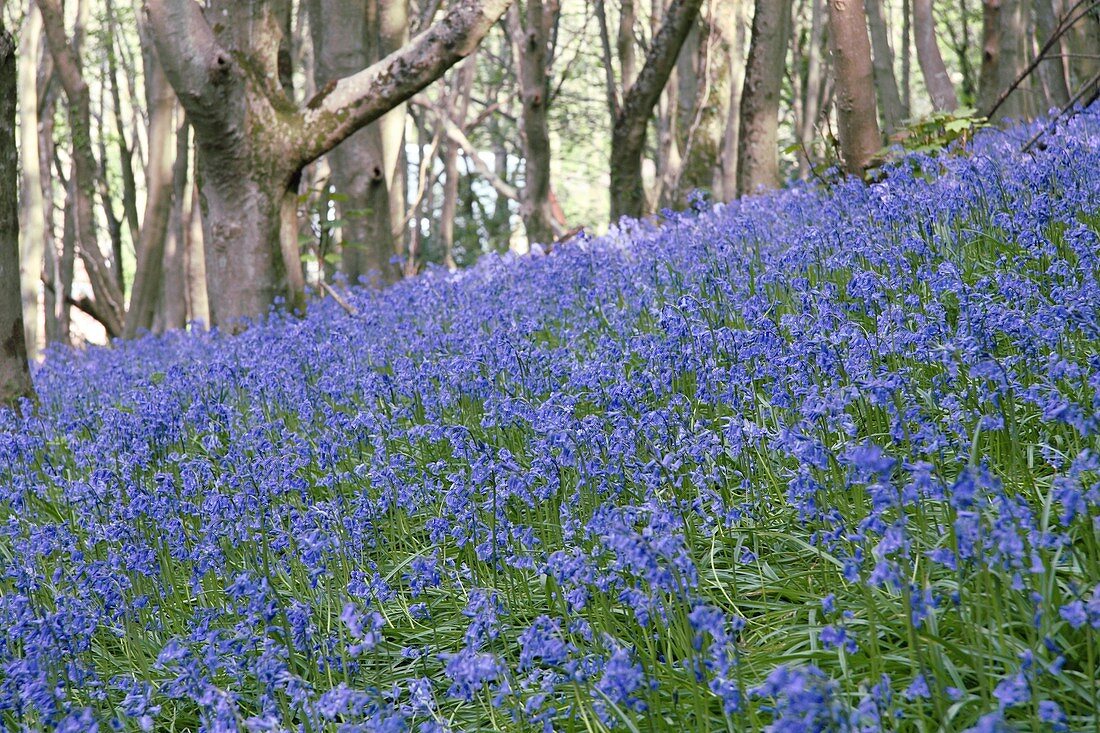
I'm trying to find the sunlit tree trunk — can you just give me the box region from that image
[737,0,791,194]
[977,0,1001,112]
[1034,0,1070,108]
[39,0,126,337]
[440,55,478,269]
[828,0,881,175]
[18,8,45,358]
[913,0,959,111]
[865,0,903,135]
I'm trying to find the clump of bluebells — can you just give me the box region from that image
[2,112,1100,732]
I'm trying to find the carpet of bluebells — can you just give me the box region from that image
[4,114,1100,733]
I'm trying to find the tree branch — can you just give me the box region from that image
[298,0,512,166]
[143,0,232,122]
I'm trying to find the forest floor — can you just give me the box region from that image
[2,112,1099,732]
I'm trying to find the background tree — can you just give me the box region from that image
[914,0,959,110]
[828,0,881,175]
[737,0,792,194]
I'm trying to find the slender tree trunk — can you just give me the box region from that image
[913,0,959,110]
[619,0,637,89]
[737,0,792,195]
[902,0,912,115]
[125,37,179,337]
[105,0,141,249]
[184,164,209,326]
[0,22,34,408]
[510,0,558,246]
[797,0,827,179]
[977,0,1001,111]
[158,117,190,333]
[440,55,478,269]
[18,8,44,358]
[717,0,747,200]
[828,0,881,175]
[609,0,704,220]
[865,0,903,135]
[39,0,126,337]
[1034,0,1070,108]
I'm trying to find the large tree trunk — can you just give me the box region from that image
[310,0,409,287]
[39,0,126,337]
[977,0,1001,112]
[510,0,558,246]
[991,0,1030,120]
[125,37,179,338]
[18,8,45,358]
[828,0,881,176]
[913,0,958,111]
[737,0,792,195]
[1066,2,1100,89]
[0,22,34,409]
[865,0,903,135]
[147,0,509,326]
[184,169,210,326]
[609,0,704,220]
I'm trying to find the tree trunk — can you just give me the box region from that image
[0,22,34,409]
[148,0,510,326]
[717,0,747,200]
[607,0,699,220]
[797,0,828,178]
[913,0,959,111]
[1034,0,1070,108]
[977,0,1001,112]
[1066,2,1100,89]
[39,0,126,337]
[510,0,558,246]
[902,0,912,115]
[865,0,904,135]
[991,0,1029,120]
[158,117,190,333]
[106,0,141,249]
[440,55,478,269]
[676,0,737,204]
[737,0,792,195]
[184,167,209,326]
[18,7,45,359]
[619,0,637,89]
[828,0,881,176]
[125,38,179,338]
[610,0,704,220]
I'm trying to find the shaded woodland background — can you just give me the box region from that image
[0,0,1098,354]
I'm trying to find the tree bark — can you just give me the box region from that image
[125,35,179,338]
[797,0,828,178]
[18,7,44,358]
[977,0,1001,112]
[0,22,35,409]
[991,0,1029,120]
[39,0,126,337]
[440,55,478,269]
[609,0,704,220]
[865,0,904,135]
[146,0,510,327]
[675,0,737,204]
[1034,0,1070,108]
[619,0,637,89]
[737,0,792,195]
[509,0,558,246]
[1066,2,1100,89]
[913,0,959,111]
[828,0,881,176]
[184,165,209,326]
[717,0,747,200]
[158,116,189,333]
